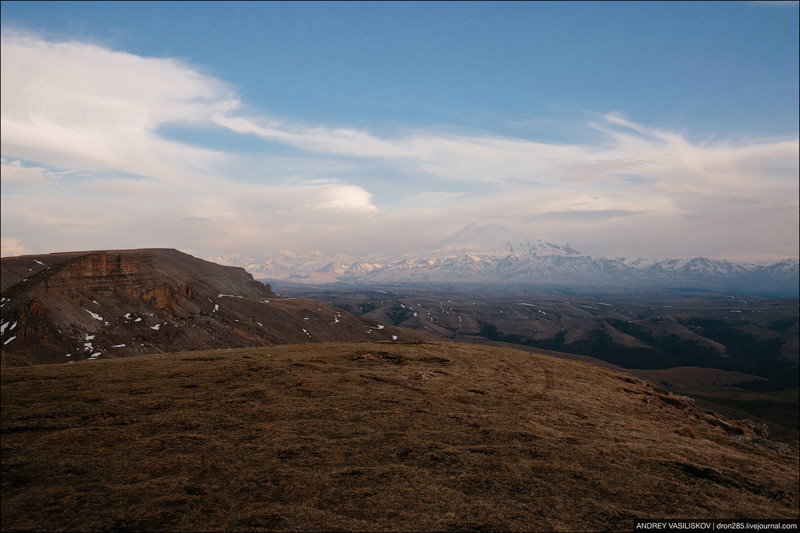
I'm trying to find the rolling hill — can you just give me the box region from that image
[274,284,799,442]
[2,341,797,531]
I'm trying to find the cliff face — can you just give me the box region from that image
[1,249,431,366]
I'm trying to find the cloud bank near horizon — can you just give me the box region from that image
[1,32,798,261]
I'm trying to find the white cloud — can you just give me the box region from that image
[1,237,33,257]
[0,31,232,184]
[310,184,379,214]
[1,32,797,261]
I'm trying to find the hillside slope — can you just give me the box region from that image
[1,341,796,531]
[0,249,432,366]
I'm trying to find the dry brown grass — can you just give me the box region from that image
[2,342,798,531]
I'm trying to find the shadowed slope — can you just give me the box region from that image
[2,342,797,531]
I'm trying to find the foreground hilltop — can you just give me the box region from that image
[2,341,797,531]
[0,249,431,366]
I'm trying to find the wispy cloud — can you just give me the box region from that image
[0,31,234,185]
[0,158,72,185]
[527,210,646,222]
[1,31,797,261]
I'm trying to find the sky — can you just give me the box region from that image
[1,1,798,262]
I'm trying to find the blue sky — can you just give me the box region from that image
[1,1,798,261]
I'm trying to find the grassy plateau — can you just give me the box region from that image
[2,341,798,531]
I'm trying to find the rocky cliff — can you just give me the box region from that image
[1,249,432,366]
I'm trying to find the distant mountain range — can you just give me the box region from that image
[211,224,799,296]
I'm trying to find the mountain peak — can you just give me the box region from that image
[417,223,576,257]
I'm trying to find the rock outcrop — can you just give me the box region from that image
[1,249,433,366]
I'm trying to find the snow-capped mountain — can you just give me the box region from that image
[413,223,579,258]
[212,224,799,296]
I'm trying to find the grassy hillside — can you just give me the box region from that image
[277,286,800,443]
[2,342,797,531]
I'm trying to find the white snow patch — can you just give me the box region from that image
[88,352,101,360]
[302,328,311,338]
[83,308,103,321]
[254,321,264,327]
[218,293,243,298]
[135,317,142,322]
[376,325,385,330]
[261,300,271,303]
[392,335,398,340]
[66,353,72,357]
[111,344,126,348]
[413,312,418,317]
[34,259,46,266]
[85,334,95,340]
[3,336,16,345]
[517,303,537,307]
[124,313,132,319]
[151,323,165,330]
[10,321,17,331]
[213,304,219,313]
[92,300,101,305]
[0,322,8,335]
